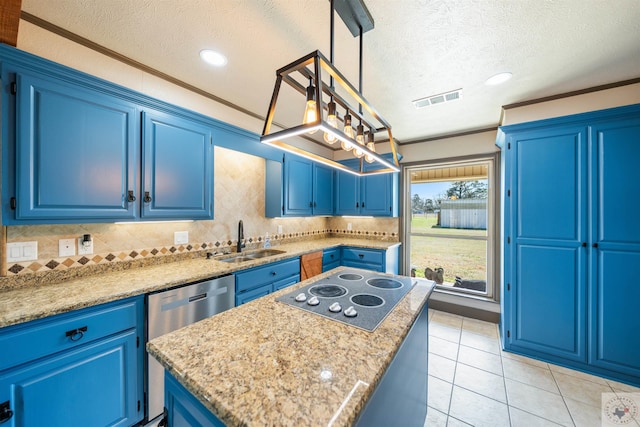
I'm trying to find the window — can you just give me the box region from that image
[403,156,497,299]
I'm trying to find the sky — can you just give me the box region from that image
[411,182,451,201]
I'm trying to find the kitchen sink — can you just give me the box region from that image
[218,249,286,263]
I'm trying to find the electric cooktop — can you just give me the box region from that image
[275,269,415,332]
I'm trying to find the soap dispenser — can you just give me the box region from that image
[264,232,271,249]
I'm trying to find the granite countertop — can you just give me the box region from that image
[0,238,400,328]
[147,267,434,427]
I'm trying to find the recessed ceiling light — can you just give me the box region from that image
[485,72,512,86]
[199,49,227,67]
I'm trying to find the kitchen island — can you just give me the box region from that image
[147,267,435,427]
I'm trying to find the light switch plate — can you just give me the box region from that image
[174,231,189,245]
[347,223,352,230]
[277,225,283,234]
[6,241,38,262]
[59,239,76,257]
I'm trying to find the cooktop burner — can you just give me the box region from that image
[351,294,384,307]
[276,269,415,332]
[309,284,348,298]
[367,278,403,289]
[338,273,364,281]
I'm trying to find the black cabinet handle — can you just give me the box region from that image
[309,201,313,208]
[144,191,152,203]
[362,202,365,208]
[127,190,136,202]
[593,243,599,248]
[582,242,587,247]
[358,254,364,259]
[356,202,359,208]
[330,254,334,259]
[271,271,277,276]
[313,202,317,207]
[0,401,13,424]
[65,326,88,342]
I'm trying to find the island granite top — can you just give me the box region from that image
[147,267,434,427]
[0,238,400,328]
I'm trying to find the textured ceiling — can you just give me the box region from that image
[20,0,640,143]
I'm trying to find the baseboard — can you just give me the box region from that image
[429,299,500,323]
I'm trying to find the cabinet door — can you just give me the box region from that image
[361,174,393,216]
[13,73,137,223]
[589,117,640,377]
[0,331,141,427]
[506,125,588,362]
[142,111,213,219]
[283,154,313,215]
[312,163,334,215]
[334,170,360,215]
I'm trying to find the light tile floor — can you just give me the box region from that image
[424,309,640,427]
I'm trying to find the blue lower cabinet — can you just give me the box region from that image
[0,296,144,427]
[236,284,272,306]
[165,372,225,427]
[322,248,340,272]
[341,246,400,274]
[235,258,300,306]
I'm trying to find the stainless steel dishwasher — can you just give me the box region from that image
[145,274,235,426]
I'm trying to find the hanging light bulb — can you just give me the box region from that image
[341,112,354,151]
[302,77,318,134]
[323,100,338,144]
[365,131,376,163]
[354,123,365,158]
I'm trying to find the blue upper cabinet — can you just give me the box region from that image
[0,45,217,224]
[283,154,313,215]
[10,72,138,223]
[334,159,398,217]
[266,153,334,217]
[142,110,213,219]
[312,163,334,215]
[334,169,360,215]
[499,103,640,386]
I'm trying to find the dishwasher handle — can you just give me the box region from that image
[188,293,207,303]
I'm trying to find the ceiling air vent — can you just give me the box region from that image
[412,88,462,109]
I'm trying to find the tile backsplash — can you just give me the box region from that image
[3,147,399,276]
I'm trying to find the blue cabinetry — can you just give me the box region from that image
[322,247,341,272]
[235,257,300,305]
[8,71,138,223]
[142,110,213,219]
[266,154,334,217]
[0,296,145,426]
[498,104,640,386]
[334,159,398,217]
[1,45,214,224]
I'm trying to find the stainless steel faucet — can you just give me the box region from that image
[237,220,245,253]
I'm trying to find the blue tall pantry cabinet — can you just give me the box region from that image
[498,104,640,386]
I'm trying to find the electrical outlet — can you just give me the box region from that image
[347,223,352,231]
[174,231,189,245]
[277,225,283,234]
[59,239,76,257]
[6,241,38,262]
[78,236,93,255]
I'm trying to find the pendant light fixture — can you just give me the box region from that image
[302,77,319,134]
[260,0,400,175]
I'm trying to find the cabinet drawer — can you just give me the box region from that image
[0,297,140,371]
[273,275,300,291]
[236,258,300,293]
[341,248,384,266]
[236,284,271,306]
[322,248,340,266]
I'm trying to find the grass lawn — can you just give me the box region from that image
[410,214,487,283]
